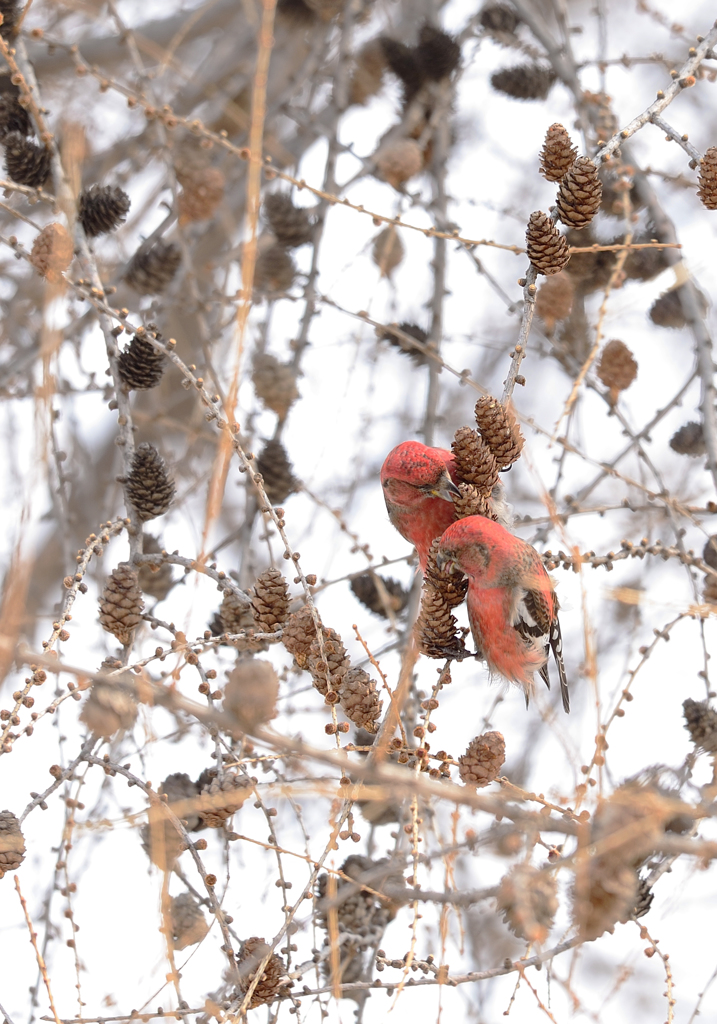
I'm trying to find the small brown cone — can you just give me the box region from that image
[170,893,209,950]
[497,864,558,943]
[415,24,461,81]
[451,481,489,519]
[424,539,468,609]
[252,353,299,420]
[199,771,253,828]
[138,536,174,601]
[0,809,25,877]
[255,439,298,504]
[458,731,505,787]
[237,937,288,1008]
[306,626,350,696]
[702,573,717,605]
[339,667,383,732]
[574,863,639,941]
[3,132,51,187]
[118,333,167,390]
[622,237,667,282]
[177,166,225,223]
[535,271,574,332]
[159,772,202,831]
[251,567,290,634]
[539,123,577,182]
[282,604,318,669]
[78,184,131,237]
[219,591,268,653]
[371,226,404,277]
[349,38,386,105]
[29,223,73,283]
[0,94,31,141]
[415,582,463,659]
[125,240,181,294]
[474,396,524,469]
[81,670,138,738]
[98,565,144,645]
[224,658,279,733]
[375,138,423,189]
[683,698,717,754]
[565,229,615,293]
[350,573,409,617]
[263,192,313,248]
[649,286,707,329]
[491,64,555,100]
[526,211,570,275]
[254,242,296,295]
[451,426,500,494]
[596,340,637,403]
[126,443,175,521]
[669,421,705,457]
[479,3,520,35]
[697,147,717,211]
[703,536,717,570]
[377,321,429,364]
[141,807,187,871]
[556,157,602,229]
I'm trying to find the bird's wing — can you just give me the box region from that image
[549,614,570,713]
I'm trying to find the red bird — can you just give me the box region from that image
[381,441,460,572]
[436,515,570,713]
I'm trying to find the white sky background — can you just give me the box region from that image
[2,0,717,1021]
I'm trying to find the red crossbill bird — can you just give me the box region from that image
[436,515,570,713]
[381,441,460,572]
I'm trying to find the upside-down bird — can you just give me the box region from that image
[436,515,570,713]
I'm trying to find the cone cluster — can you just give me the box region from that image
[118,331,167,390]
[255,439,297,504]
[539,123,577,182]
[98,564,144,646]
[78,184,130,237]
[458,731,505,787]
[451,427,499,492]
[252,353,299,420]
[125,239,181,294]
[3,131,50,187]
[526,210,570,275]
[126,443,175,521]
[29,222,73,283]
[491,64,555,100]
[0,809,25,877]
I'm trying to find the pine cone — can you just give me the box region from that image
[282,604,318,668]
[307,626,350,696]
[415,581,463,659]
[623,239,667,282]
[380,37,425,104]
[125,240,181,294]
[539,123,577,182]
[141,805,187,871]
[177,165,225,223]
[491,64,556,100]
[669,421,705,457]
[0,0,19,37]
[451,481,489,520]
[526,211,570,275]
[683,698,717,754]
[375,139,423,189]
[263,192,313,248]
[377,321,429,364]
[29,222,73,282]
[98,564,144,645]
[703,575,717,605]
[458,731,505,787]
[371,226,405,277]
[573,861,639,941]
[697,147,717,211]
[630,876,654,921]
[224,658,279,733]
[535,271,574,331]
[556,157,602,229]
[424,538,468,609]
[78,184,130,237]
[170,893,209,950]
[340,667,383,732]
[596,339,637,403]
[498,864,558,943]
[565,229,615,293]
[159,772,202,831]
[255,439,298,504]
[199,771,253,828]
[703,536,717,570]
[479,3,519,34]
[138,536,175,601]
[219,591,268,653]
[0,93,30,141]
[251,567,289,633]
[3,131,50,187]
[252,352,299,420]
[0,809,25,877]
[451,425,500,494]
[237,937,288,1008]
[649,286,707,329]
[126,443,175,521]
[350,573,409,617]
[349,38,386,105]
[474,396,524,468]
[118,333,166,390]
[415,24,460,81]
[254,242,296,295]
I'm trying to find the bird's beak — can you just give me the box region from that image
[425,471,461,502]
[435,548,455,574]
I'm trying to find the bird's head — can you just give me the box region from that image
[381,441,460,508]
[436,515,507,580]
